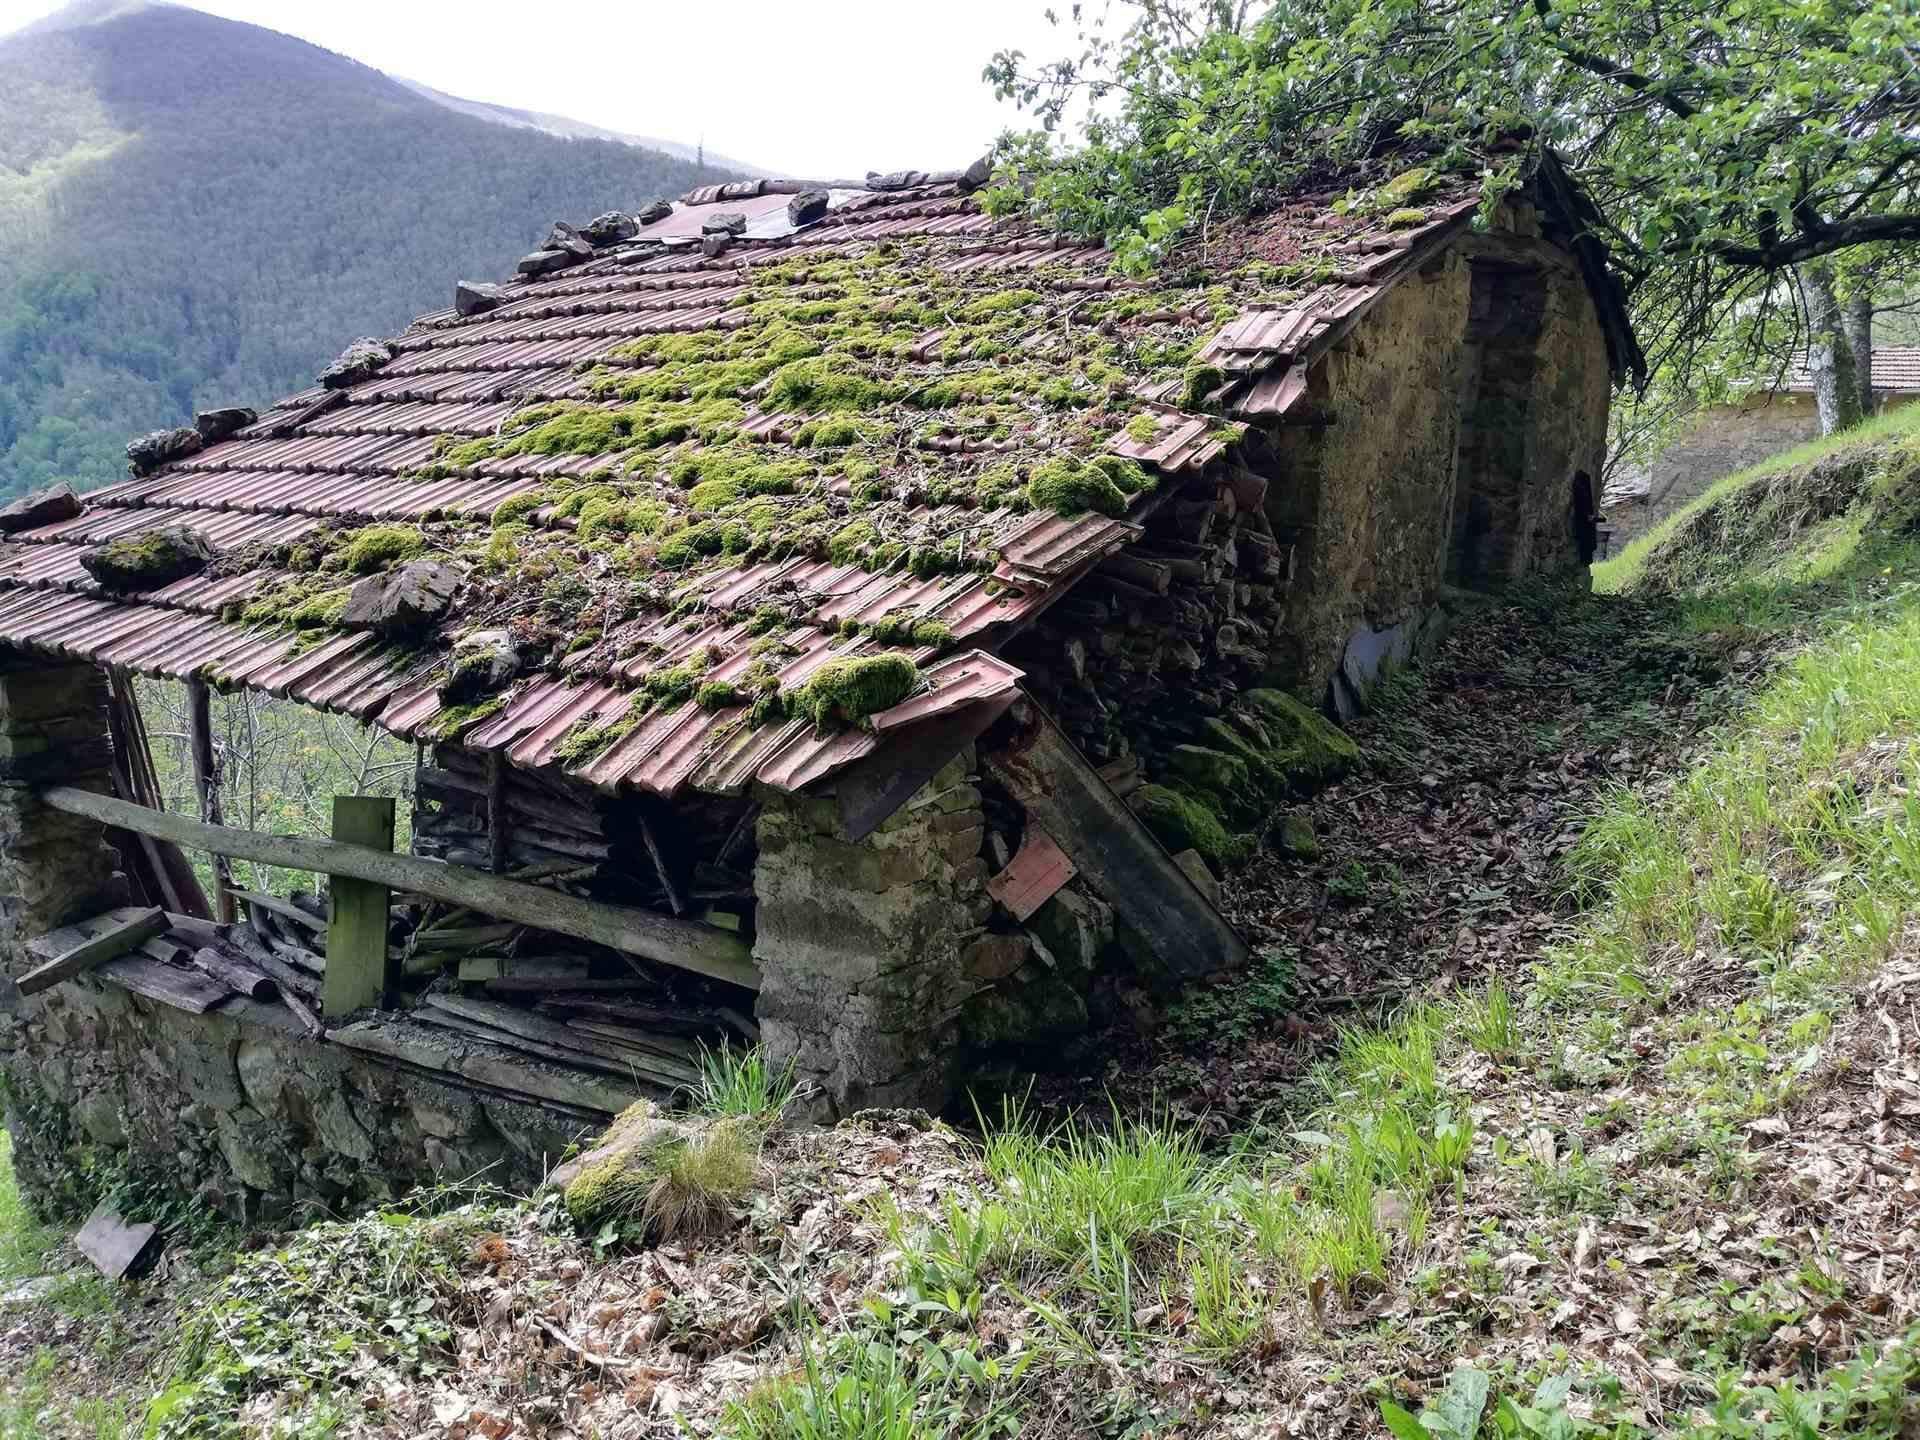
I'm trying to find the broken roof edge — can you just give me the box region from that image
[679,154,996,206]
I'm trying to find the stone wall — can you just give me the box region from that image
[2,986,595,1223]
[752,750,994,1116]
[0,652,597,1222]
[1264,250,1471,701]
[1604,393,1920,545]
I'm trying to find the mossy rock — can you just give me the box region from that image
[1278,811,1320,859]
[1132,783,1245,867]
[550,1102,760,1239]
[1167,744,1252,804]
[1232,689,1359,788]
[80,525,215,592]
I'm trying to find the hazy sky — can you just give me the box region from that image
[0,0,1076,176]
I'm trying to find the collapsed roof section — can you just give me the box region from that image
[0,162,1589,801]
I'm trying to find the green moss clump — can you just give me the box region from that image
[828,519,879,565]
[491,491,546,528]
[1234,689,1360,787]
[430,698,505,741]
[1028,457,1130,518]
[1376,166,1437,206]
[695,680,742,710]
[790,654,920,733]
[1181,364,1226,410]
[1385,207,1429,228]
[1133,783,1245,867]
[766,356,895,413]
[1125,414,1160,443]
[288,586,352,628]
[338,524,425,575]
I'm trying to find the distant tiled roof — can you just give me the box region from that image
[1779,346,1920,395]
[0,167,1491,799]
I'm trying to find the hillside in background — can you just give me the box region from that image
[0,1,738,499]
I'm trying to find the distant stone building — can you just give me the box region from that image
[1604,348,1920,544]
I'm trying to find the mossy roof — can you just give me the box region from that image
[0,165,1505,798]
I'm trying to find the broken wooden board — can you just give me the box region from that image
[17,908,167,996]
[420,993,700,1087]
[982,698,1248,979]
[327,1019,645,1115]
[457,955,590,988]
[986,824,1077,922]
[75,1201,159,1281]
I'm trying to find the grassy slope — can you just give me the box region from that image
[7,424,1920,1438]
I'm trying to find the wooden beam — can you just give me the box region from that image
[324,796,394,1017]
[486,750,509,875]
[227,887,327,935]
[982,699,1247,980]
[16,908,166,997]
[39,785,760,990]
[188,679,237,924]
[190,946,275,1002]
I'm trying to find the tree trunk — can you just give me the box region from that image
[1800,261,1864,435]
[1841,286,1874,420]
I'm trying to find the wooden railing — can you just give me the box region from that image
[39,786,760,1002]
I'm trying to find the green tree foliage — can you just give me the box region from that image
[986,0,1920,383]
[0,5,737,499]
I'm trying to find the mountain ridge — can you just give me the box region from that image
[0,2,739,499]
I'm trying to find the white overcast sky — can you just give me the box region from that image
[0,0,1078,177]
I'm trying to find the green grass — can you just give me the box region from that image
[0,1131,58,1284]
[692,1044,800,1121]
[1597,403,1920,594]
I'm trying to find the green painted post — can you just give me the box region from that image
[323,795,396,1017]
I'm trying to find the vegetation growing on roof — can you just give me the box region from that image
[788,654,921,733]
[335,524,425,575]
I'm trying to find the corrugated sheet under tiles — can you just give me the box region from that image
[0,178,1471,799]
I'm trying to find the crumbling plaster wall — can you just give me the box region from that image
[0,654,595,1223]
[1262,250,1471,702]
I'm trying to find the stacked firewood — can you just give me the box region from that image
[1006,460,1292,769]
[412,745,758,931]
[414,748,611,878]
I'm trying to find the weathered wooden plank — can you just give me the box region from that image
[93,955,229,1013]
[327,1019,646,1114]
[75,1201,159,1281]
[189,678,237,926]
[41,785,759,991]
[229,888,327,936]
[16,909,167,997]
[456,955,589,987]
[413,1007,696,1090]
[421,992,701,1084]
[982,699,1248,979]
[324,796,395,1018]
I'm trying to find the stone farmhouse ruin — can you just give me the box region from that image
[0,154,1638,1220]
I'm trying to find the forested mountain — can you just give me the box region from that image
[0,1,738,499]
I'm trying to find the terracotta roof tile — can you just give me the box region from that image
[0,170,1486,798]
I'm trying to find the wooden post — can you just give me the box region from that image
[486,750,508,875]
[323,795,395,1016]
[187,679,237,923]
